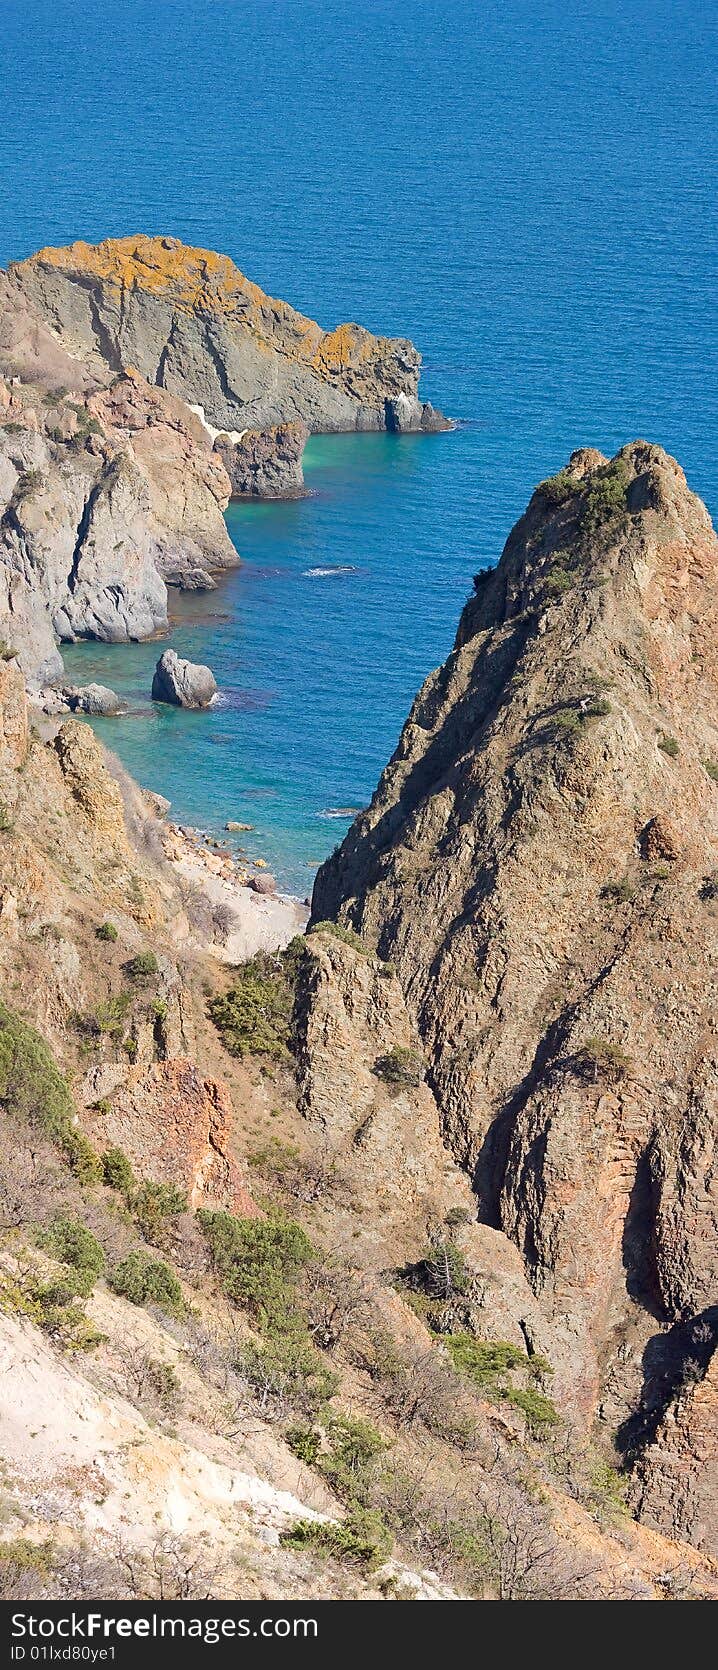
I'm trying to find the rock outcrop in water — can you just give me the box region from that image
[214,420,309,499]
[312,442,718,1550]
[151,647,217,708]
[9,236,451,435]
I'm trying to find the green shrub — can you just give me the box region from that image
[420,1240,469,1299]
[109,1250,183,1314]
[504,1384,560,1437]
[373,1045,423,1089]
[208,948,298,1059]
[318,1415,386,1505]
[553,707,582,735]
[703,759,718,784]
[308,920,366,953]
[535,469,578,507]
[600,877,635,903]
[102,1146,135,1195]
[544,565,574,597]
[125,951,159,982]
[582,458,630,535]
[37,1214,105,1295]
[281,1509,392,1571]
[0,801,14,833]
[96,921,118,943]
[133,1179,187,1242]
[0,1270,104,1353]
[198,1208,313,1332]
[572,1037,632,1084]
[94,992,131,1040]
[0,1000,101,1180]
[658,733,679,759]
[445,1336,525,1386]
[285,1422,323,1466]
[238,1334,338,1417]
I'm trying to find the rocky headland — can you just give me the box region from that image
[312,441,718,1558]
[0,235,448,689]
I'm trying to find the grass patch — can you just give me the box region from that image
[308,920,367,953]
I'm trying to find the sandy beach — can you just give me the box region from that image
[162,819,309,961]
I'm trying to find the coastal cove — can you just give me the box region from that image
[6,0,718,893]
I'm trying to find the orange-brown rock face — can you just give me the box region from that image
[88,1058,257,1216]
[10,236,447,434]
[313,443,718,1465]
[634,1346,718,1557]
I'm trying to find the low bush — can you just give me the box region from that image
[600,877,635,903]
[125,951,159,982]
[281,1509,392,1571]
[308,920,366,953]
[572,1038,632,1084]
[0,1270,105,1353]
[238,1333,338,1420]
[0,1001,101,1182]
[373,1045,423,1089]
[37,1214,105,1295]
[102,1146,135,1196]
[133,1180,187,1244]
[581,458,630,535]
[198,1207,313,1332]
[208,948,299,1060]
[658,733,679,759]
[109,1250,183,1315]
[96,922,118,943]
[704,759,718,784]
[504,1384,560,1437]
[535,469,578,507]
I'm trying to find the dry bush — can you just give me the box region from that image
[302,1258,372,1351]
[354,1327,480,1451]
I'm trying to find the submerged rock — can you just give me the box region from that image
[151,648,217,709]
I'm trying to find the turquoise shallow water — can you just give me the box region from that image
[4,0,718,890]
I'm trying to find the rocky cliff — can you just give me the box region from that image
[312,442,718,1543]
[9,236,450,435]
[0,369,235,684]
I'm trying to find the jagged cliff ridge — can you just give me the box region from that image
[10,236,450,436]
[313,443,718,1552]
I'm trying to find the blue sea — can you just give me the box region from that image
[3,0,717,892]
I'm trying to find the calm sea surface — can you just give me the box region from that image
[3,0,716,889]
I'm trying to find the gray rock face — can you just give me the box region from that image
[151,648,217,709]
[214,421,308,499]
[384,393,453,434]
[11,237,450,435]
[63,683,124,716]
[0,393,168,683]
[0,364,237,686]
